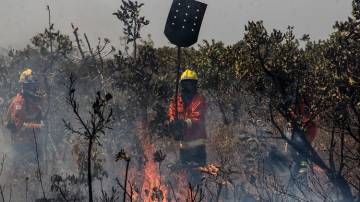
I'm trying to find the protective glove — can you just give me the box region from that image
[168,119,187,141]
[174,119,187,129]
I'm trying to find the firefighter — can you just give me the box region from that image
[167,69,207,185]
[288,97,317,175]
[3,68,44,170]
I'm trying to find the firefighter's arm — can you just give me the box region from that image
[11,103,25,131]
[167,98,186,140]
[167,98,186,128]
[12,103,44,129]
[289,104,297,120]
[168,97,176,122]
[186,97,207,128]
[23,121,44,129]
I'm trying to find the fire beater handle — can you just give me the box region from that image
[175,46,181,120]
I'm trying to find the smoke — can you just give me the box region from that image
[0,22,351,202]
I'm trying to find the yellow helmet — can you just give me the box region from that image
[19,68,33,83]
[180,69,198,81]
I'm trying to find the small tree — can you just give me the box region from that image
[64,75,113,202]
[113,0,149,59]
[193,40,244,125]
[241,19,357,201]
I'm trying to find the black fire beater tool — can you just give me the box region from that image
[164,0,207,119]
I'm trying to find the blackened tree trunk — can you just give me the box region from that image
[87,138,94,202]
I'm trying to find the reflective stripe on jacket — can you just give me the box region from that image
[5,93,42,143]
[168,94,207,142]
[290,99,317,143]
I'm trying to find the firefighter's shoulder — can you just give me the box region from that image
[194,94,206,103]
[10,94,24,110]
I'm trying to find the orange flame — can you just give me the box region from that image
[126,121,168,202]
[124,120,195,202]
[141,140,167,202]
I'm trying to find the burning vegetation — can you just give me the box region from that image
[1,0,360,202]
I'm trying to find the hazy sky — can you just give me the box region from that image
[0,0,353,49]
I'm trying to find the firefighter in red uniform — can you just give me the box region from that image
[288,97,317,174]
[3,68,44,169]
[168,69,207,185]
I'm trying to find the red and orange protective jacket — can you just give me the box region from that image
[4,93,43,143]
[290,99,317,143]
[168,94,207,142]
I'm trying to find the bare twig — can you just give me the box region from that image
[187,183,205,202]
[32,129,46,199]
[7,185,11,202]
[0,185,5,202]
[167,181,179,202]
[46,5,53,53]
[115,149,132,202]
[123,159,130,202]
[115,178,132,199]
[71,23,85,59]
[84,33,95,60]
[25,177,28,202]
